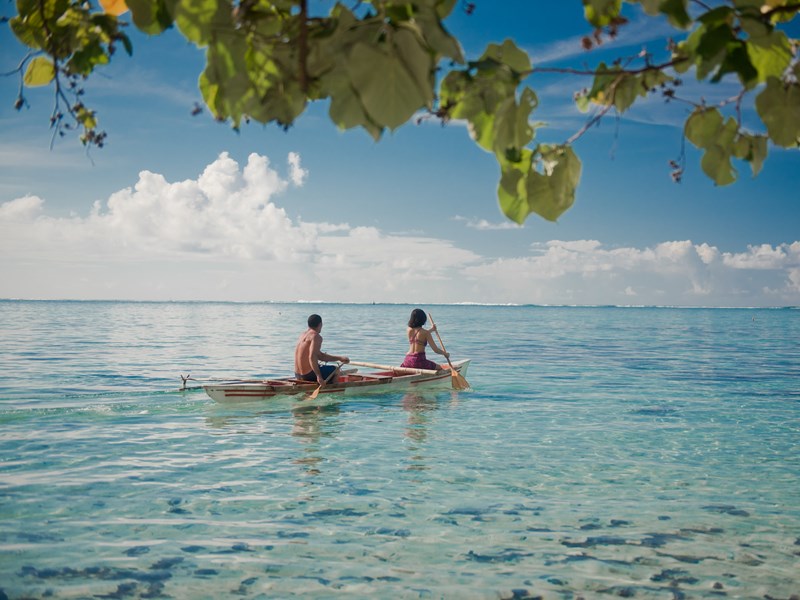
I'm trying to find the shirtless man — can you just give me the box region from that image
[294,314,350,385]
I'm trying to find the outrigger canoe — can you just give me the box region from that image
[200,359,471,402]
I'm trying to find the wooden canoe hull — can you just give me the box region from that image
[203,359,470,402]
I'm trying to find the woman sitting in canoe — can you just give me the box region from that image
[401,308,450,371]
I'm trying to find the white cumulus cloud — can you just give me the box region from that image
[0,153,797,307]
[0,152,481,301]
[466,239,800,306]
[454,215,523,230]
[287,152,308,186]
[0,195,44,220]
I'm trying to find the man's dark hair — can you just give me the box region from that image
[308,314,322,329]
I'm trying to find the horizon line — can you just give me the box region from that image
[1,298,797,310]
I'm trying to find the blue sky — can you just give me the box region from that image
[1,2,798,306]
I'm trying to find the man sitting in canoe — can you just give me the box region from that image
[294,314,350,385]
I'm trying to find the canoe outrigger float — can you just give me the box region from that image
[196,359,471,402]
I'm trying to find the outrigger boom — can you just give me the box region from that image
[347,360,441,375]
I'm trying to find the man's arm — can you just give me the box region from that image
[310,333,349,370]
[318,351,349,363]
[317,336,349,364]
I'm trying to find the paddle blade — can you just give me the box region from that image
[451,370,470,390]
[308,363,341,399]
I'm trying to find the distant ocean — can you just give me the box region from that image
[1,300,798,598]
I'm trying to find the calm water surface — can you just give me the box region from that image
[1,301,798,599]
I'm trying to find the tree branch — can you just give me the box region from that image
[298,0,309,93]
[690,0,713,11]
[1,51,36,77]
[566,102,614,145]
[763,4,800,19]
[532,57,689,78]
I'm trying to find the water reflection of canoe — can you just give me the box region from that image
[202,359,471,402]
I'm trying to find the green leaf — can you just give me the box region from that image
[700,144,736,185]
[583,0,622,27]
[246,81,306,127]
[23,56,55,86]
[713,42,758,86]
[685,108,723,148]
[746,30,793,83]
[526,145,582,222]
[174,0,233,47]
[328,75,383,140]
[587,62,622,107]
[498,145,582,224]
[583,62,664,113]
[698,5,734,26]
[466,110,497,153]
[739,14,771,39]
[672,39,695,75]
[385,4,413,22]
[411,4,464,62]
[119,32,134,56]
[492,86,537,158]
[347,42,428,130]
[641,69,673,90]
[632,0,691,27]
[480,39,531,74]
[199,34,250,126]
[435,0,458,19]
[685,107,771,184]
[696,20,733,52]
[393,27,435,104]
[305,5,360,81]
[733,133,768,176]
[497,149,532,224]
[10,12,47,50]
[612,74,638,112]
[695,23,734,74]
[748,135,768,176]
[686,111,739,185]
[68,39,111,75]
[633,0,663,16]
[439,70,483,122]
[126,0,174,35]
[659,0,692,29]
[755,77,800,147]
[244,41,306,127]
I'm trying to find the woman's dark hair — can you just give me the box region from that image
[308,314,322,328]
[408,308,427,328]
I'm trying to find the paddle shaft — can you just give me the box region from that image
[427,315,456,371]
[428,314,470,390]
[309,363,342,399]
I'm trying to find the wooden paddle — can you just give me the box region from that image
[428,314,470,390]
[309,363,342,400]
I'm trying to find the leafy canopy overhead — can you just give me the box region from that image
[6,0,800,223]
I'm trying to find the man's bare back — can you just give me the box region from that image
[294,329,320,376]
[293,314,349,385]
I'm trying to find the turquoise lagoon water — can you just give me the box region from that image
[0,301,798,599]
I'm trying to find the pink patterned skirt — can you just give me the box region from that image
[401,352,438,370]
